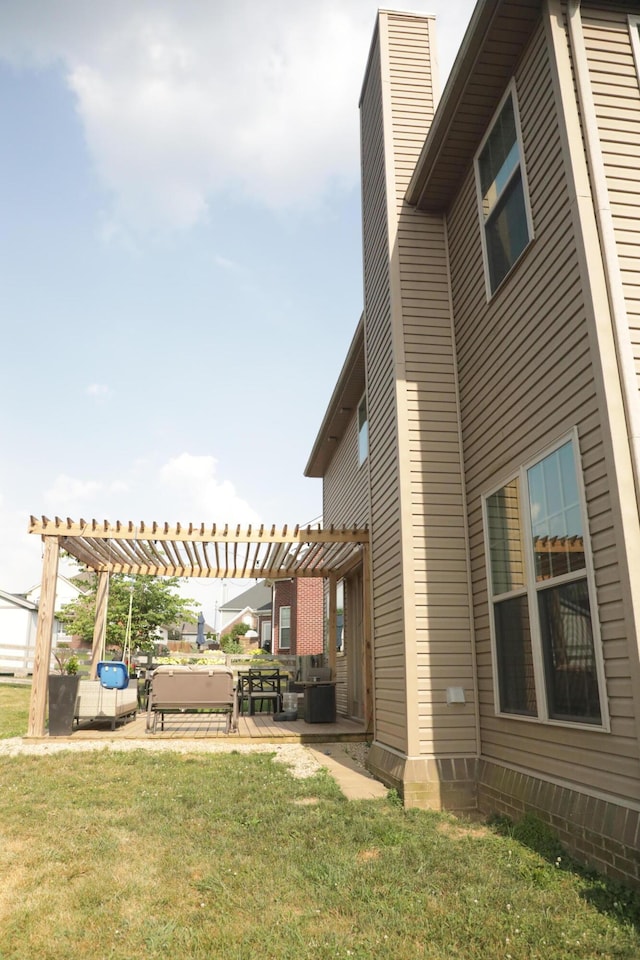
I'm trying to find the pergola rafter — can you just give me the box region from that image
[26,516,372,738]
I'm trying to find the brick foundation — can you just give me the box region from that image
[367,742,478,812]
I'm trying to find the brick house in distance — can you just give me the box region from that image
[271,578,324,657]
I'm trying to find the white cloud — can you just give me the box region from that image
[38,453,259,531]
[86,383,111,399]
[0,0,474,234]
[213,255,243,273]
[159,453,260,525]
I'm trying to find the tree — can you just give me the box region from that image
[58,573,199,655]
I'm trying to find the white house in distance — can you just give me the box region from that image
[0,575,85,675]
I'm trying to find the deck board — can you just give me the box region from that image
[38,711,369,744]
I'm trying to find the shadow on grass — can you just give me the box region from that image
[488,811,640,932]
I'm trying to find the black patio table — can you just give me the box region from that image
[236,668,287,716]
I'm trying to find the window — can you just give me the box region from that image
[630,16,640,83]
[484,437,606,727]
[358,396,368,465]
[475,83,533,295]
[278,606,291,649]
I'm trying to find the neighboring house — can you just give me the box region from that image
[25,574,85,615]
[219,580,273,648]
[0,591,39,674]
[0,574,85,673]
[306,2,640,885]
[271,578,324,657]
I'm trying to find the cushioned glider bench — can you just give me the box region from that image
[75,679,138,731]
[146,665,238,734]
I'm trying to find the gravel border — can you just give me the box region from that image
[0,736,324,779]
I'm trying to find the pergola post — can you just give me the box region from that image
[27,536,59,737]
[89,570,110,679]
[328,574,337,678]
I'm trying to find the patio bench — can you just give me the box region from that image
[146,665,238,734]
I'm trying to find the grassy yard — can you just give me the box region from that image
[1,685,639,959]
[0,682,30,739]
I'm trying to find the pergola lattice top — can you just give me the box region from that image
[29,516,369,580]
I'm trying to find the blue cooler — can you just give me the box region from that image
[97,661,130,690]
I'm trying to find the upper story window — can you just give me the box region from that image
[630,16,640,82]
[475,82,533,296]
[358,395,368,465]
[483,435,607,728]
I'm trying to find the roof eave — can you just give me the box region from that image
[406,0,541,211]
[304,315,366,479]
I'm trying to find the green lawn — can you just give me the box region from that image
[1,685,639,959]
[0,682,30,738]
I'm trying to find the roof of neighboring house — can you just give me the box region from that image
[25,573,88,597]
[0,590,38,611]
[219,580,272,613]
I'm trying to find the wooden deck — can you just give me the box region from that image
[35,711,369,744]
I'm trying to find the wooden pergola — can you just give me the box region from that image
[27,516,371,738]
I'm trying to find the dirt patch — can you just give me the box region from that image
[436,818,490,839]
[357,848,380,862]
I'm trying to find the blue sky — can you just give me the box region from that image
[0,0,475,621]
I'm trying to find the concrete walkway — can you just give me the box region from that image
[308,742,388,800]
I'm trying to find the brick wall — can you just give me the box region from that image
[294,578,324,656]
[273,579,324,655]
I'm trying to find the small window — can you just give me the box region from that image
[484,437,606,727]
[278,606,291,650]
[358,396,368,465]
[475,83,533,295]
[629,16,640,83]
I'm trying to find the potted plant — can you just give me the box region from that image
[48,649,81,736]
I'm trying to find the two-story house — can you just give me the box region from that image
[306,0,640,884]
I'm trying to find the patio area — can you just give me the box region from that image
[39,710,368,744]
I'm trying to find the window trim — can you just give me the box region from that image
[629,16,640,84]
[278,605,291,650]
[357,394,369,466]
[482,430,609,731]
[474,79,534,301]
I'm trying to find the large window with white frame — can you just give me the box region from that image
[483,435,607,727]
[475,81,534,296]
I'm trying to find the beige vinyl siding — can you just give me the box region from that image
[323,412,370,718]
[447,19,640,801]
[365,13,477,756]
[580,5,640,400]
[323,414,369,530]
[360,23,407,752]
[321,418,363,718]
[382,13,477,758]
